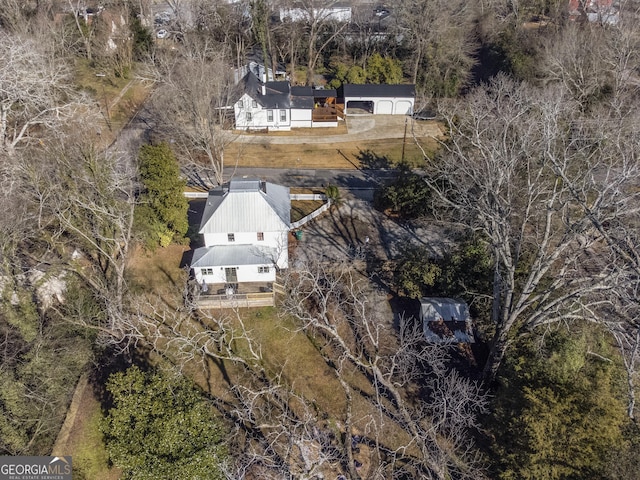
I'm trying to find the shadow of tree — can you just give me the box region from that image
[356,148,393,170]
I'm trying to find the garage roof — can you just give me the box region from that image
[341,83,415,98]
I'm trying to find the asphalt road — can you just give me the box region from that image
[225,166,397,193]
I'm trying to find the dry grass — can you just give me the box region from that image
[73,59,152,146]
[55,376,121,480]
[127,244,190,298]
[226,137,437,170]
[291,200,326,223]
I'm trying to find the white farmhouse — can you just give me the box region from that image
[191,179,290,288]
[234,72,341,131]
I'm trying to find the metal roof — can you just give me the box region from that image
[192,245,278,267]
[199,179,290,234]
[341,83,415,98]
[419,297,470,322]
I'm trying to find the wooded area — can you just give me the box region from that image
[1,0,640,479]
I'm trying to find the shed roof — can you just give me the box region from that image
[199,179,290,234]
[419,297,470,322]
[420,297,474,344]
[341,83,415,98]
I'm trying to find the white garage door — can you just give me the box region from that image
[376,100,393,114]
[394,100,413,115]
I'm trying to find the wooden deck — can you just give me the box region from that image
[196,281,282,309]
[312,104,344,122]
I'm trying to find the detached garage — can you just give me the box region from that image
[340,84,415,115]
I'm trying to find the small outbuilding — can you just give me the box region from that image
[420,297,475,344]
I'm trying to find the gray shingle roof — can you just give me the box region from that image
[341,83,415,98]
[240,72,291,109]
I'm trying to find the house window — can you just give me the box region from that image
[246,112,252,122]
[267,110,273,122]
[280,109,287,121]
[257,232,264,241]
[202,268,214,275]
[237,100,243,109]
[258,266,270,274]
[252,99,258,108]
[227,233,235,242]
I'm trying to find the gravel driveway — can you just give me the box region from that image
[291,193,452,267]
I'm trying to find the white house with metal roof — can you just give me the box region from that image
[191,179,290,287]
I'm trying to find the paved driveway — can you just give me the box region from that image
[234,115,441,145]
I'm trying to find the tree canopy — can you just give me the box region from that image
[135,143,188,249]
[102,365,228,480]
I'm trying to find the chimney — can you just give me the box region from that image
[260,181,267,193]
[261,84,266,95]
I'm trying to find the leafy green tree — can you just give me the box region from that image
[395,246,441,298]
[365,53,403,84]
[327,61,366,89]
[135,143,188,248]
[373,167,432,219]
[102,365,227,480]
[488,326,629,480]
[0,279,93,455]
[435,236,494,323]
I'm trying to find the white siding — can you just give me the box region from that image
[234,94,292,130]
[291,108,312,128]
[343,95,415,116]
[194,264,276,284]
[394,100,413,115]
[202,231,288,270]
[280,7,351,22]
[376,100,393,114]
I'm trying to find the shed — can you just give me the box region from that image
[420,297,475,344]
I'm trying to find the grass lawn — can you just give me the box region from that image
[291,200,326,223]
[226,137,437,170]
[127,244,190,299]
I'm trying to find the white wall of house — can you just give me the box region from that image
[194,264,276,285]
[291,108,312,128]
[279,6,351,22]
[234,94,292,131]
[344,96,415,115]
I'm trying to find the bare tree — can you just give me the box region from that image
[0,31,89,155]
[416,76,640,380]
[281,259,488,479]
[395,0,477,95]
[277,0,348,85]
[149,39,239,185]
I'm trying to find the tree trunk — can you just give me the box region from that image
[483,329,510,382]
